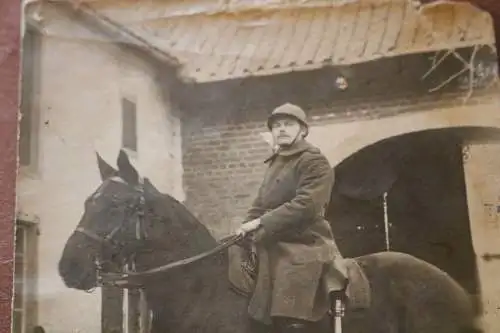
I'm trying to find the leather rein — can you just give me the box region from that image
[99,233,244,287]
[74,176,245,289]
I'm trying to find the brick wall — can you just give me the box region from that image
[181,84,498,239]
[182,122,271,238]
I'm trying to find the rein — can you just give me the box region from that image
[98,233,245,288]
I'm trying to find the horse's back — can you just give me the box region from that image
[353,251,477,333]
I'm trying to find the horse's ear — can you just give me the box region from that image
[96,152,117,181]
[117,149,139,186]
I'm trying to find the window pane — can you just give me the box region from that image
[13,310,23,333]
[19,27,37,166]
[122,98,137,152]
[14,261,24,309]
[15,227,24,256]
[14,226,25,312]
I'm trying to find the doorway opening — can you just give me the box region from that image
[325,127,497,296]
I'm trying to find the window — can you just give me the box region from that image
[13,220,38,333]
[19,24,41,169]
[121,97,138,153]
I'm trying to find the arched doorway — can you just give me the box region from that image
[326,126,500,303]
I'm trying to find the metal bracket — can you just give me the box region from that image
[482,253,500,261]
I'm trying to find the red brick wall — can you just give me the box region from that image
[182,122,271,238]
[181,87,497,239]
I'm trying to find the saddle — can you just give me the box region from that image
[324,258,372,311]
[228,246,371,311]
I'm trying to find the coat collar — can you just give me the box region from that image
[264,140,314,163]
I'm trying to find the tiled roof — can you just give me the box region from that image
[130,0,494,82]
[38,0,495,83]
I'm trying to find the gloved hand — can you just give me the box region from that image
[236,218,261,236]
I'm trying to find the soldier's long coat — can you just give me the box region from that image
[242,139,347,325]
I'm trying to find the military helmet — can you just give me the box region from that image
[266,103,309,136]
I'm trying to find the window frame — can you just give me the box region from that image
[13,215,39,333]
[120,95,139,157]
[19,22,41,176]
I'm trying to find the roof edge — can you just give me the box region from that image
[28,0,183,70]
[61,0,491,21]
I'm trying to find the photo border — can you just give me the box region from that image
[0,0,21,332]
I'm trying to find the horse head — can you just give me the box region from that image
[58,150,154,291]
[58,149,218,292]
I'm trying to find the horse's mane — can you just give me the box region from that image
[142,178,219,253]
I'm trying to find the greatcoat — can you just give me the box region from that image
[242,139,347,325]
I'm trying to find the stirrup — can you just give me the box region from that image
[330,295,345,333]
[333,297,345,318]
[328,291,346,317]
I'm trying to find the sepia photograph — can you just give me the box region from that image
[14,0,500,332]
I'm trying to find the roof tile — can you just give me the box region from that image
[109,0,496,82]
[266,11,299,69]
[394,2,418,53]
[333,3,359,63]
[348,3,372,59]
[281,9,314,67]
[296,10,327,66]
[451,5,471,42]
[313,9,342,64]
[382,1,406,54]
[362,3,390,58]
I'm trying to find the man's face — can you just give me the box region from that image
[270,116,304,146]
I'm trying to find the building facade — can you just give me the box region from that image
[16,4,183,333]
[18,0,500,332]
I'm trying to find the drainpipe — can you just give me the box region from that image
[383,192,390,251]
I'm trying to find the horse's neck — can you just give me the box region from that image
[145,250,234,332]
[146,193,231,296]
[147,194,219,254]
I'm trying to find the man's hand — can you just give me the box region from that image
[236,218,262,237]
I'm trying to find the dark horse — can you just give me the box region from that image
[58,150,479,333]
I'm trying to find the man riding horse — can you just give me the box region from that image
[235,103,348,333]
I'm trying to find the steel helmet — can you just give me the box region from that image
[266,103,309,136]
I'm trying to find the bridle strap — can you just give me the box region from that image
[75,176,146,246]
[75,218,127,246]
[76,227,109,244]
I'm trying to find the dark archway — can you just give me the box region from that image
[325,127,500,296]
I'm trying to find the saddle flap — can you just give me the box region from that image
[343,258,371,310]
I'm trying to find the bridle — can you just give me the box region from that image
[76,176,147,242]
[74,176,244,290]
[74,176,151,289]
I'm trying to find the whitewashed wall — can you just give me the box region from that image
[16,22,183,333]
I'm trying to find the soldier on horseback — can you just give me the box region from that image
[235,103,348,333]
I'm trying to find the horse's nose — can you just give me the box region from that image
[58,255,87,287]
